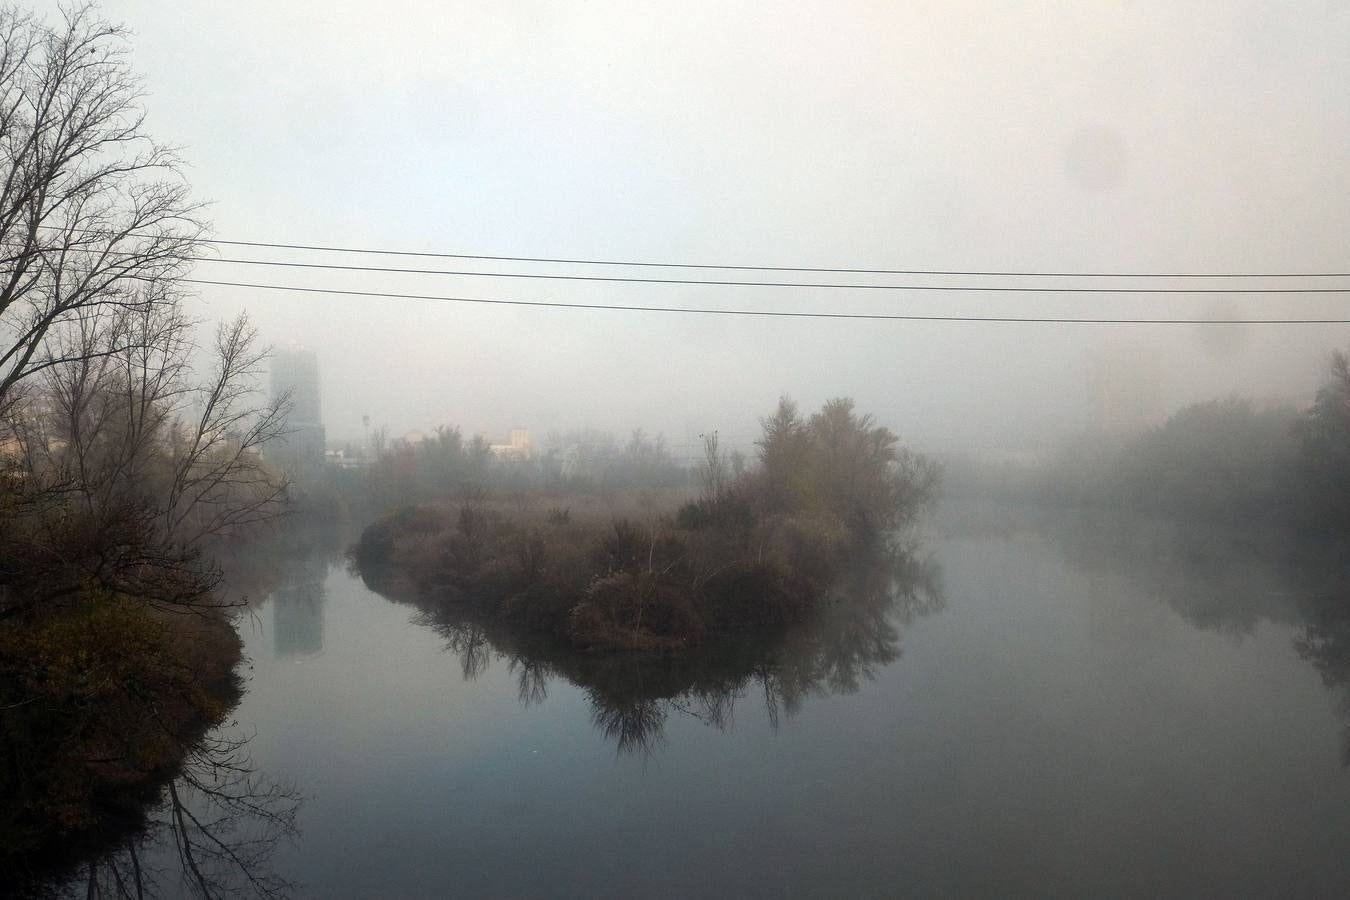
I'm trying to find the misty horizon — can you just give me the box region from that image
[87,0,1350,457]
[7,3,1350,898]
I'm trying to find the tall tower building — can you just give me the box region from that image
[270,346,326,479]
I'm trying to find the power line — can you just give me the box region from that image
[190,238,1350,279]
[186,257,1350,293]
[33,241,1350,292]
[25,223,1350,278]
[182,278,1350,324]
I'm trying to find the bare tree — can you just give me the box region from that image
[14,289,190,505]
[164,313,290,549]
[0,2,204,412]
[0,308,290,620]
[699,430,727,501]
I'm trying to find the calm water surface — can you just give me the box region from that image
[165,512,1350,896]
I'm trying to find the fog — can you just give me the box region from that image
[89,0,1350,456]
[13,4,1350,896]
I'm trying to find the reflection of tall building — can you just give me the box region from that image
[269,346,326,479]
[272,558,326,658]
[1089,341,1165,435]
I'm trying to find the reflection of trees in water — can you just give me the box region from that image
[1038,509,1350,765]
[590,696,670,757]
[1043,509,1304,636]
[400,545,944,756]
[440,624,493,681]
[14,524,342,898]
[56,729,301,899]
[1293,570,1350,767]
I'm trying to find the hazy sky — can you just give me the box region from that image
[76,0,1350,455]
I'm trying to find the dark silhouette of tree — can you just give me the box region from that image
[0,309,289,622]
[0,2,203,413]
[60,729,301,899]
[1295,350,1350,530]
[751,396,940,536]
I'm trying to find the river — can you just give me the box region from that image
[61,505,1350,897]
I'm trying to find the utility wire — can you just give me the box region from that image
[34,243,1350,291]
[24,223,1350,279]
[182,278,1350,324]
[183,257,1350,293]
[186,239,1350,278]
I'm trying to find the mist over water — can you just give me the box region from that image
[6,2,1350,897]
[128,509,1350,898]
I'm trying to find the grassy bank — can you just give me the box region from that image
[0,596,244,888]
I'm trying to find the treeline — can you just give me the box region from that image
[325,425,691,519]
[354,397,939,653]
[1000,350,1350,533]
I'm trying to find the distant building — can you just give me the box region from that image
[269,346,326,479]
[490,429,531,459]
[325,447,366,470]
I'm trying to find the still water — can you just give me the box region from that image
[126,510,1350,896]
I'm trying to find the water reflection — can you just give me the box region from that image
[1292,568,1350,766]
[1022,506,1350,764]
[1043,509,1303,635]
[25,521,348,899]
[365,544,944,755]
[271,556,328,659]
[34,728,302,899]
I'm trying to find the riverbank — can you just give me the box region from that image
[0,596,245,891]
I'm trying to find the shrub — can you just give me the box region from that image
[352,519,397,568]
[675,491,754,531]
[395,505,446,534]
[515,529,547,581]
[594,519,647,572]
